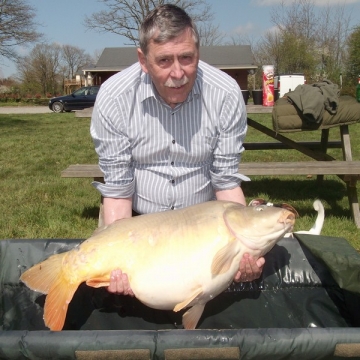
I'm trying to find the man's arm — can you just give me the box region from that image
[215,187,246,205]
[103,198,133,295]
[102,197,133,226]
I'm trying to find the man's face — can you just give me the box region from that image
[138,28,199,108]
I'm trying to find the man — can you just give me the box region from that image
[91,4,264,296]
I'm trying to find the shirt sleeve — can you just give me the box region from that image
[210,82,250,189]
[90,86,135,198]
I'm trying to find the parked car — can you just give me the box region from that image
[48,86,100,113]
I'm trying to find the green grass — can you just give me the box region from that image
[0,112,359,251]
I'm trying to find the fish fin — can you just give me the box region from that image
[173,287,203,312]
[211,241,238,275]
[182,304,205,330]
[20,252,66,294]
[86,276,110,288]
[44,277,80,331]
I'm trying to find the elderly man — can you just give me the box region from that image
[90,4,264,296]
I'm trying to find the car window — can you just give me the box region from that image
[90,87,100,95]
[73,88,87,96]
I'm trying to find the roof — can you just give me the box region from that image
[83,45,257,73]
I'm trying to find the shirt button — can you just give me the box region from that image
[171,161,174,166]
[170,206,175,210]
[172,139,175,144]
[170,179,175,184]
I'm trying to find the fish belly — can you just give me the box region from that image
[130,249,245,310]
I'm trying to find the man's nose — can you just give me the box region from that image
[170,59,184,79]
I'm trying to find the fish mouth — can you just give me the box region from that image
[279,210,296,231]
[237,210,296,251]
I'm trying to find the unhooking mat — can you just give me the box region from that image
[272,95,360,133]
[0,235,360,359]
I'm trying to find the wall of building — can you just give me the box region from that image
[222,69,248,90]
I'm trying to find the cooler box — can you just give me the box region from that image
[1,235,360,359]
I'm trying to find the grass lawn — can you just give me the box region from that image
[0,112,359,251]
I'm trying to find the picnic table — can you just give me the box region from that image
[62,105,360,227]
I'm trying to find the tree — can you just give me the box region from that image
[62,45,93,79]
[344,25,360,87]
[0,0,42,61]
[252,0,352,84]
[84,0,222,46]
[17,43,62,96]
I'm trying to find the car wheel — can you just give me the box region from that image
[52,102,64,113]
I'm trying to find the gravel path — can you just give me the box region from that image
[0,106,53,114]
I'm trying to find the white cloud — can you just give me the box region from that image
[232,22,255,35]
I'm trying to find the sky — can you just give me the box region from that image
[1,0,360,78]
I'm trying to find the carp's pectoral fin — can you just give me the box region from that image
[173,287,203,312]
[211,241,238,275]
[182,304,205,330]
[86,277,110,288]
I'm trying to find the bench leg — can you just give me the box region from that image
[346,178,360,228]
[340,126,360,228]
[316,129,330,183]
[98,196,104,228]
[94,177,105,228]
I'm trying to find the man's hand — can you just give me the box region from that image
[108,269,134,296]
[234,254,265,282]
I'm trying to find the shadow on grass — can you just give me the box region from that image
[242,178,350,218]
[0,117,32,128]
[82,206,101,221]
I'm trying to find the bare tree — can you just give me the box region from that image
[0,0,42,61]
[62,45,93,79]
[84,0,222,46]
[316,3,351,80]
[252,0,353,84]
[17,43,62,96]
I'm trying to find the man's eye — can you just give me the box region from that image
[180,56,193,64]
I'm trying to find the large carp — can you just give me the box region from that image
[20,200,296,331]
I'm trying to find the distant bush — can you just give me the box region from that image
[0,95,49,106]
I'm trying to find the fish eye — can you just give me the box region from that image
[255,206,265,211]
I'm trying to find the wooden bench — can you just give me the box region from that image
[61,162,360,178]
[61,161,360,228]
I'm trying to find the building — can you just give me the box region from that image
[82,45,257,90]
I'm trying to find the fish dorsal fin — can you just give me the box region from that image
[211,240,238,275]
[173,286,203,312]
[86,276,110,288]
[182,304,205,330]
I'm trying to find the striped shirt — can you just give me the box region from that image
[90,60,249,214]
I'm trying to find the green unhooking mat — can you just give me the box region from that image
[0,235,359,359]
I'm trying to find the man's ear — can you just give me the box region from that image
[137,48,149,73]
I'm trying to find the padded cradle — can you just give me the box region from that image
[0,235,360,359]
[272,95,360,133]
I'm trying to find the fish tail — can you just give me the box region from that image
[20,252,67,294]
[20,252,80,331]
[43,276,79,331]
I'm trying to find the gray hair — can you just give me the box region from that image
[139,4,200,55]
